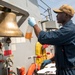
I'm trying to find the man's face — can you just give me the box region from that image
[56,12,66,24]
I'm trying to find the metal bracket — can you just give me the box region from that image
[0,0,29,27]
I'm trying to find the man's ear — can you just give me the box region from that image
[65,13,71,18]
[65,13,68,17]
[65,14,70,19]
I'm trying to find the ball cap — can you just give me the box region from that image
[53,4,75,16]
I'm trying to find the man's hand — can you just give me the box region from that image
[28,17,36,27]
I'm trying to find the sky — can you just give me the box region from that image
[37,0,75,23]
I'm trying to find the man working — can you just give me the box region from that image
[28,4,75,75]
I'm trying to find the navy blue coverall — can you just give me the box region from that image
[38,20,75,75]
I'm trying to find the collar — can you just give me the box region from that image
[64,20,73,26]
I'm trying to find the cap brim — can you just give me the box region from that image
[53,9,63,13]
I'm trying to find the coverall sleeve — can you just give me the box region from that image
[38,26,74,45]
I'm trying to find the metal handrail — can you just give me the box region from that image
[39,0,53,20]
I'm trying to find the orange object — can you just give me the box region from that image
[19,67,26,75]
[26,63,40,75]
[25,32,32,39]
[25,25,33,39]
